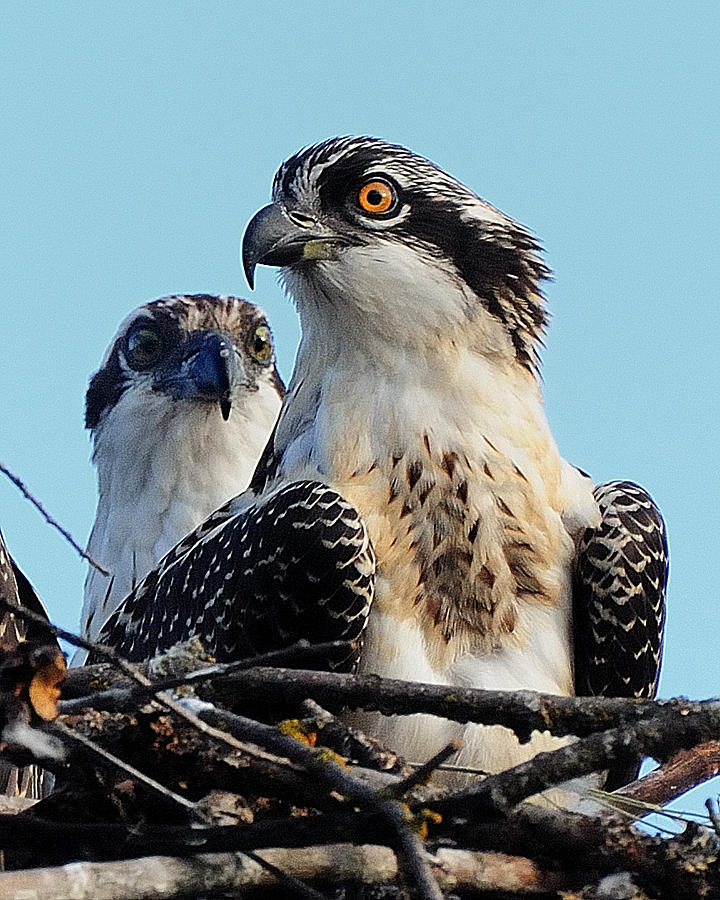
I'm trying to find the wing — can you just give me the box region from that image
[1,530,56,649]
[99,481,375,673]
[573,481,667,699]
[0,529,58,802]
[573,481,668,788]
[0,528,22,649]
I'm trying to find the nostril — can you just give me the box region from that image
[288,210,317,229]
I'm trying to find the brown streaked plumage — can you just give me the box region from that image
[98,138,667,800]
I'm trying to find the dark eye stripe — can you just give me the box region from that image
[85,311,184,428]
[315,150,389,212]
[85,346,127,429]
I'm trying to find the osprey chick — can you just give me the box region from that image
[80,294,283,653]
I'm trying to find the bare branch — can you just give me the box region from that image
[705,797,720,838]
[0,596,134,675]
[177,696,444,899]
[427,704,720,817]
[0,844,564,898]
[62,661,720,762]
[197,665,713,742]
[60,641,356,714]
[384,740,462,799]
[614,739,720,807]
[0,462,109,575]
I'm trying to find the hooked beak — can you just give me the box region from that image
[154,331,245,421]
[241,202,345,289]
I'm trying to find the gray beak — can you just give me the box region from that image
[242,203,310,289]
[242,202,350,289]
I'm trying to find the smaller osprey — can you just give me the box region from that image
[79,294,284,656]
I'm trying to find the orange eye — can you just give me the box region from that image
[357,179,397,215]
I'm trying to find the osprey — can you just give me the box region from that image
[101,139,667,784]
[0,529,59,802]
[79,294,284,656]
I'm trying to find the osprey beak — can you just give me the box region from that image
[242,202,339,289]
[155,330,245,420]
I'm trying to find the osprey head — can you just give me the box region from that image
[243,136,550,372]
[86,293,284,432]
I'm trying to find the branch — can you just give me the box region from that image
[426,704,720,818]
[614,739,720,807]
[0,597,135,675]
[60,641,356,714]
[383,740,462,799]
[0,462,109,575]
[179,665,711,742]
[177,697,444,899]
[63,662,720,745]
[0,844,564,898]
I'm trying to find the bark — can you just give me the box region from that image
[0,844,565,899]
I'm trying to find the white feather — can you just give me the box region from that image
[274,221,600,792]
[77,375,280,662]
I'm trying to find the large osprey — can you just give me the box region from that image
[80,294,284,654]
[100,139,667,782]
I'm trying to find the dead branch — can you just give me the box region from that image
[0,844,565,899]
[62,662,714,744]
[615,738,720,807]
[706,797,720,838]
[59,641,356,714]
[210,667,710,740]
[427,704,720,817]
[0,462,109,575]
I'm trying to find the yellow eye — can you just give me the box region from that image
[357,179,397,215]
[250,325,273,363]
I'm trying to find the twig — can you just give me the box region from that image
[705,797,720,838]
[0,461,109,575]
[60,640,356,714]
[178,696,443,900]
[0,596,134,676]
[384,740,463,799]
[242,850,328,900]
[52,720,199,817]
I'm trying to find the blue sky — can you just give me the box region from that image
[2,3,718,812]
